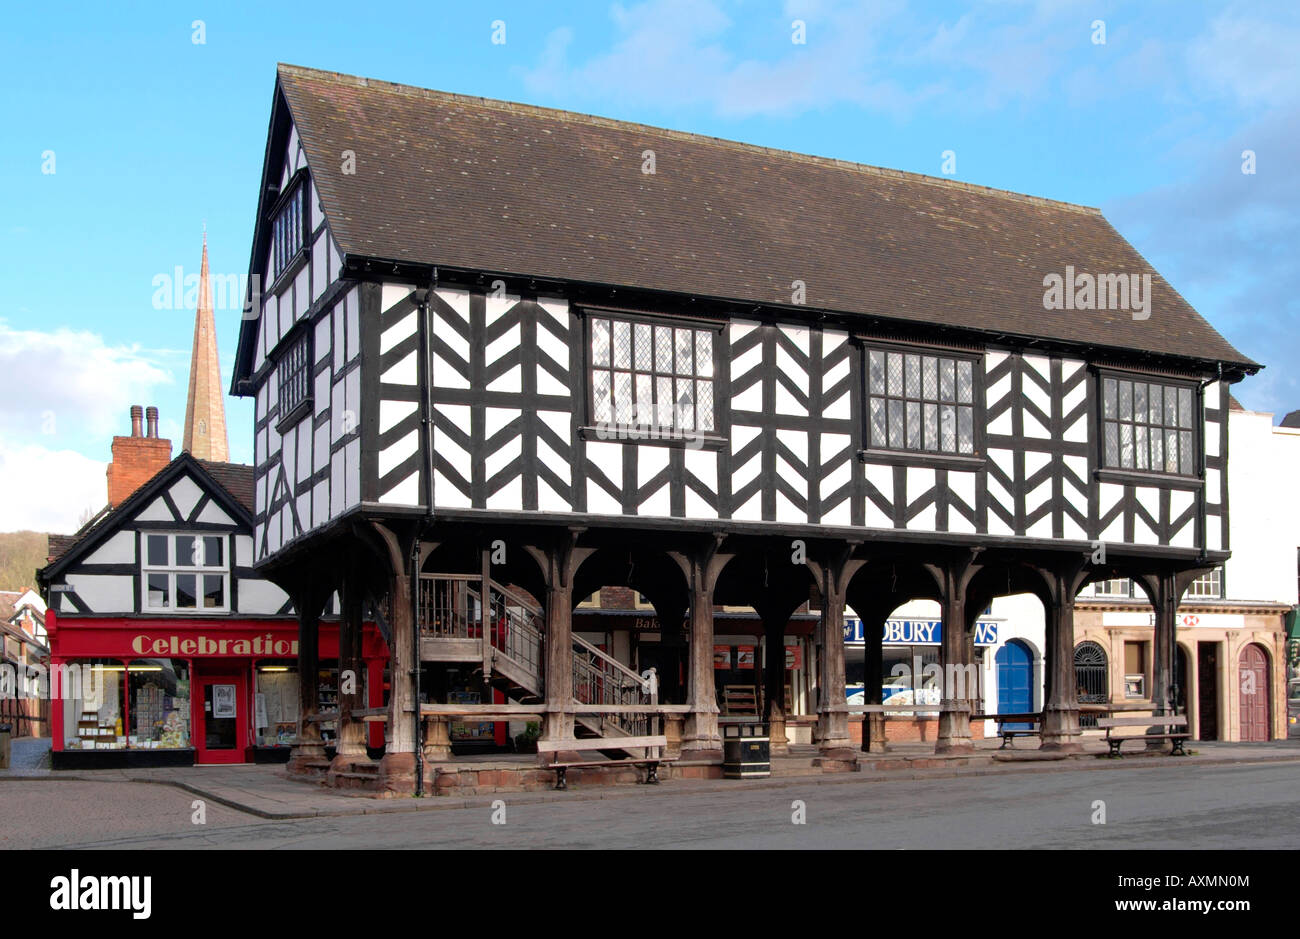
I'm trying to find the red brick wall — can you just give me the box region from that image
[600,586,637,609]
[848,717,985,743]
[106,435,172,507]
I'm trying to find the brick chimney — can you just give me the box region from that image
[106,404,173,508]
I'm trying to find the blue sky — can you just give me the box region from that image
[1,0,1297,531]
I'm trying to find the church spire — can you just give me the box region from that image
[182,232,230,461]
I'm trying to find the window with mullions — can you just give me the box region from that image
[1186,567,1223,599]
[1090,578,1133,598]
[143,534,229,612]
[867,349,976,455]
[1101,376,1196,475]
[278,332,311,420]
[589,316,715,433]
[271,183,305,281]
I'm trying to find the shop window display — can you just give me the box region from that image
[128,659,191,749]
[255,664,300,747]
[62,659,126,751]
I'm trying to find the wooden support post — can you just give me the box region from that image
[382,539,418,789]
[805,546,861,771]
[531,534,584,758]
[1137,569,1203,750]
[861,610,887,754]
[814,562,854,762]
[680,541,725,761]
[331,564,369,769]
[932,554,978,753]
[1040,561,1086,751]
[763,623,789,756]
[287,587,326,775]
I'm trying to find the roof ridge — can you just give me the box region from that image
[276,62,1101,217]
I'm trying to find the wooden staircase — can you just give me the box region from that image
[419,574,658,755]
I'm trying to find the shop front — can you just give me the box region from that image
[845,614,1000,743]
[47,611,388,768]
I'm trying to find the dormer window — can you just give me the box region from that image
[271,182,305,281]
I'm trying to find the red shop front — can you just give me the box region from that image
[46,610,388,769]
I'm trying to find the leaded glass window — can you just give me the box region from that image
[867,348,976,455]
[1101,376,1196,475]
[589,316,716,433]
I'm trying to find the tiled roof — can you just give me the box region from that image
[275,64,1255,371]
[197,460,254,514]
[46,534,78,562]
[40,456,255,584]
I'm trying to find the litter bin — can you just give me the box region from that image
[0,723,11,771]
[722,721,770,779]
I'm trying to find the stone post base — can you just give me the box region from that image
[378,751,418,795]
[935,703,973,753]
[814,746,859,772]
[1040,705,1084,752]
[286,741,328,775]
[422,717,451,761]
[861,713,888,753]
[678,744,723,764]
[768,717,789,756]
[663,715,684,758]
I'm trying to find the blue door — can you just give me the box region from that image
[995,640,1034,729]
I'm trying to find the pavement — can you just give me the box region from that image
[5,733,1300,822]
[7,753,1300,849]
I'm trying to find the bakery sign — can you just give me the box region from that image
[130,633,299,657]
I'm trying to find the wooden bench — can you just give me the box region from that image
[1097,715,1190,757]
[987,712,1042,749]
[537,734,674,790]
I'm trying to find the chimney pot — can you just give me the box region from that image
[130,405,144,438]
[145,406,159,439]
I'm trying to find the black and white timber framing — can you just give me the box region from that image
[229,65,1257,791]
[42,455,292,618]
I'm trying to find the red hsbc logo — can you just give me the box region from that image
[1181,614,1200,627]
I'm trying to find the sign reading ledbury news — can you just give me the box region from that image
[842,619,998,647]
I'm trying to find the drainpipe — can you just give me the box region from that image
[411,272,438,796]
[411,527,425,796]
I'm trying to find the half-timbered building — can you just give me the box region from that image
[232,64,1259,793]
[38,239,385,768]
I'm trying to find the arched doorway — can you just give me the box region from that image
[995,640,1034,728]
[1239,643,1271,741]
[1074,641,1109,728]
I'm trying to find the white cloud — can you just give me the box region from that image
[0,319,176,446]
[0,437,105,534]
[1188,8,1300,109]
[519,0,930,119]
